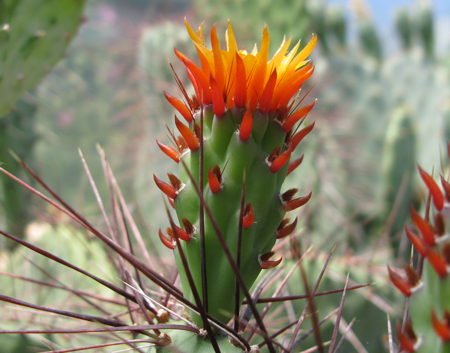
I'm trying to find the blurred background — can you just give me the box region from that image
[1,0,450,351]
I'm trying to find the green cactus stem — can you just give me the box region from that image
[154,20,317,328]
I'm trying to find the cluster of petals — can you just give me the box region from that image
[173,19,317,117]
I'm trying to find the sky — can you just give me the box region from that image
[328,0,450,54]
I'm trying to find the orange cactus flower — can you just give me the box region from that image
[175,19,317,119]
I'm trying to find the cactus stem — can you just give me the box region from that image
[431,310,450,341]
[269,145,292,173]
[156,140,180,163]
[410,207,435,246]
[259,251,282,269]
[287,154,304,176]
[242,203,255,228]
[164,92,193,123]
[153,174,178,200]
[234,180,246,332]
[210,74,226,117]
[174,116,199,151]
[282,100,316,133]
[289,121,315,151]
[276,217,298,239]
[418,165,444,211]
[239,109,253,141]
[259,69,278,114]
[159,229,176,250]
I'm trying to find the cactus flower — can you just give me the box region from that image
[155,20,317,327]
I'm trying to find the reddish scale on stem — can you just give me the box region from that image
[208,167,221,193]
[164,92,193,123]
[270,146,292,173]
[388,266,412,297]
[239,109,253,142]
[427,250,448,277]
[156,140,180,163]
[282,101,316,133]
[418,165,444,211]
[259,251,282,269]
[276,217,298,239]
[283,192,312,212]
[405,226,429,256]
[287,154,304,176]
[396,322,418,352]
[154,174,178,200]
[175,116,199,151]
[242,203,255,228]
[159,229,175,250]
[290,122,315,151]
[170,225,191,242]
[410,207,436,246]
[431,310,450,341]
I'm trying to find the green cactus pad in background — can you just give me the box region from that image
[154,20,317,327]
[0,0,86,117]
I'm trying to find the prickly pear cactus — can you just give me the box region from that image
[0,0,86,116]
[154,19,317,331]
[389,160,450,352]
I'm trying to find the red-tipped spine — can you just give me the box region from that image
[243,203,255,228]
[396,322,417,352]
[276,217,298,239]
[287,154,304,176]
[290,122,315,151]
[210,74,226,117]
[283,192,312,211]
[270,146,292,173]
[154,174,178,200]
[418,165,444,211]
[405,226,428,256]
[259,251,282,269]
[156,140,180,163]
[175,116,199,151]
[159,229,175,250]
[239,109,253,141]
[282,101,316,132]
[259,69,277,114]
[410,207,436,246]
[164,92,193,123]
[208,167,221,193]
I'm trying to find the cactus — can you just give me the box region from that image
[154,19,317,328]
[389,156,450,352]
[0,0,87,117]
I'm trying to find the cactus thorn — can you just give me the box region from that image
[431,310,450,342]
[165,92,193,123]
[282,101,316,132]
[410,207,435,246]
[396,321,420,352]
[440,175,450,202]
[287,154,304,176]
[276,217,298,239]
[153,174,178,200]
[418,165,444,211]
[282,191,312,212]
[239,109,253,141]
[427,250,448,277]
[208,166,221,193]
[242,203,255,228]
[404,226,429,256]
[289,121,315,151]
[159,229,176,250]
[156,140,180,163]
[388,266,412,297]
[174,115,199,151]
[169,225,191,242]
[269,145,292,173]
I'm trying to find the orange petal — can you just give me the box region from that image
[418,165,444,211]
[156,140,179,163]
[154,174,178,200]
[164,92,193,123]
[270,146,292,173]
[282,101,316,132]
[259,69,278,114]
[208,167,221,193]
[287,155,304,176]
[259,251,282,269]
[159,229,175,250]
[234,53,247,109]
[210,74,226,116]
[410,207,435,246]
[186,68,201,102]
[239,109,253,141]
[175,116,199,151]
[283,192,312,211]
[277,66,315,109]
[225,20,238,53]
[211,25,225,94]
[290,122,315,151]
[284,34,318,77]
[182,59,212,104]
